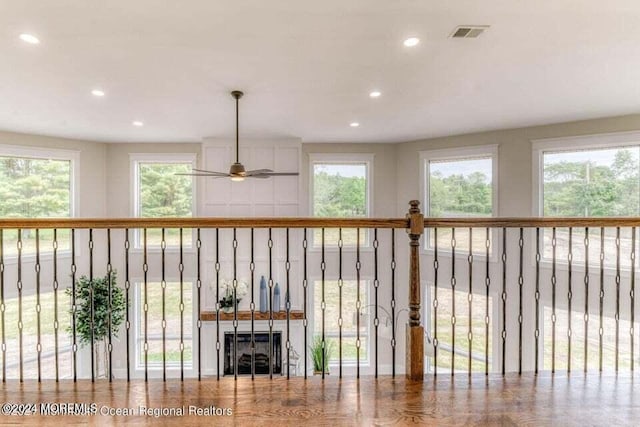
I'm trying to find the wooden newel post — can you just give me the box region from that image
[406,200,424,381]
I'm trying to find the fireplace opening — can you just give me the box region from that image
[224,332,282,376]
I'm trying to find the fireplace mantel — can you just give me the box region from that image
[201,310,304,321]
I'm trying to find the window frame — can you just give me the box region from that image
[420,144,499,257]
[308,153,374,249]
[130,153,197,250]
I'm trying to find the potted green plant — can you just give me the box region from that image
[66,271,126,379]
[310,336,334,375]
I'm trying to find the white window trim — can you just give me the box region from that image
[420,144,499,257]
[308,153,374,249]
[532,130,640,217]
[0,144,80,218]
[130,153,197,250]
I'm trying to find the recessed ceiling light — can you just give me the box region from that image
[19,34,40,44]
[403,37,420,47]
[369,91,382,98]
[350,122,360,128]
[91,89,105,97]
[132,121,144,127]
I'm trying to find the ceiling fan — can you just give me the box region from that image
[179,90,299,182]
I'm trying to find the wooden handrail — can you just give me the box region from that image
[423,217,640,227]
[0,217,409,229]
[1,216,640,229]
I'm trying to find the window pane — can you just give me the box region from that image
[137,162,193,247]
[312,163,368,246]
[542,147,640,266]
[313,280,368,363]
[543,147,640,217]
[0,156,72,254]
[428,157,492,253]
[431,286,493,373]
[137,282,193,368]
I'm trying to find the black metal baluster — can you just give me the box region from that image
[179,228,185,381]
[451,228,456,376]
[631,227,636,372]
[249,228,256,380]
[485,227,490,375]
[535,228,540,374]
[35,229,41,382]
[518,228,524,375]
[161,228,167,381]
[0,229,5,382]
[467,228,473,376]
[303,228,308,378]
[551,227,556,374]
[356,228,361,379]
[17,229,23,382]
[321,228,326,379]
[143,228,148,381]
[124,229,130,381]
[53,229,59,382]
[89,228,95,382]
[215,228,220,380]
[433,228,438,376]
[286,228,291,379]
[250,228,255,380]
[615,227,621,372]
[567,228,573,373]
[501,228,507,376]
[197,229,202,381]
[391,228,396,378]
[584,227,589,373]
[599,227,605,372]
[338,228,343,378]
[71,229,77,382]
[107,229,113,382]
[233,228,238,380]
[268,228,274,379]
[374,228,379,378]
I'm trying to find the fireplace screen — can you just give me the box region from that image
[224,332,282,376]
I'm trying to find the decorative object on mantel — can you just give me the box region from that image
[218,279,248,314]
[273,282,281,312]
[177,90,299,181]
[310,336,334,375]
[259,275,268,313]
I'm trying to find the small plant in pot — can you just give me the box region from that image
[310,336,335,375]
[66,271,126,380]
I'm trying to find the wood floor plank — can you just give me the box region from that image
[0,374,637,426]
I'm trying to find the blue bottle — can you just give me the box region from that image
[259,275,268,313]
[273,282,281,312]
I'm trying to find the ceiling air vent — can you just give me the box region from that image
[450,25,489,39]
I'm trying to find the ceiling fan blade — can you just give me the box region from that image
[248,172,299,178]
[245,169,274,175]
[191,168,229,176]
[175,172,232,177]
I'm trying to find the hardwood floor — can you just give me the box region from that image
[0,373,637,426]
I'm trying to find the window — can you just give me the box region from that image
[429,285,493,373]
[422,145,497,253]
[135,281,193,370]
[309,153,373,247]
[131,154,195,248]
[313,280,369,364]
[534,133,640,266]
[0,145,78,255]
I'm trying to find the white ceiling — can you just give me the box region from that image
[1,1,640,144]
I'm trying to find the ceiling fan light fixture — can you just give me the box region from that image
[229,162,246,181]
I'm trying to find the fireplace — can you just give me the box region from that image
[224,332,282,376]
